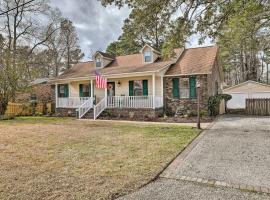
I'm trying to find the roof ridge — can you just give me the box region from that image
[78,60,93,64]
[185,45,217,50]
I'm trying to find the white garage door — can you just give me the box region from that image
[251,92,270,98]
[227,93,248,109]
[226,92,270,109]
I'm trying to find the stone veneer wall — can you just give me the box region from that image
[164,75,209,116]
[100,108,164,120]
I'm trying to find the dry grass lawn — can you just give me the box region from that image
[0,117,198,200]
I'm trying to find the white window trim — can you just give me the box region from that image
[179,78,190,99]
[143,51,153,63]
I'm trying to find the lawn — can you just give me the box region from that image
[0,117,198,200]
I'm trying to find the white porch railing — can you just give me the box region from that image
[107,96,163,109]
[78,98,94,119]
[94,97,107,120]
[56,97,91,108]
[154,96,163,108]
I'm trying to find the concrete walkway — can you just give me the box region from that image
[119,115,270,200]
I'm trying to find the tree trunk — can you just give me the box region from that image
[0,98,9,116]
[267,64,269,84]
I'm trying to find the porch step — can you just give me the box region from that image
[81,108,94,119]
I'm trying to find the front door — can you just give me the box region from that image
[107,82,115,97]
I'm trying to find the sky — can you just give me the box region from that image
[50,0,212,60]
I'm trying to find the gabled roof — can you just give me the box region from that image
[55,45,219,81]
[223,80,270,92]
[30,78,49,86]
[140,44,161,55]
[165,45,218,76]
[94,51,115,60]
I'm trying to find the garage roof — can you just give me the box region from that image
[223,80,270,93]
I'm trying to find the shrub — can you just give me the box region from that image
[208,94,232,116]
[218,94,232,112]
[219,94,232,102]
[200,109,208,117]
[208,95,222,116]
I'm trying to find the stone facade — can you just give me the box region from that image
[164,75,209,116]
[100,108,163,120]
[55,108,77,117]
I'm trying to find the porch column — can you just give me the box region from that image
[152,74,155,109]
[55,83,58,108]
[91,79,93,98]
[161,75,164,106]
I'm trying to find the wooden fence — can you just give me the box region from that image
[246,98,270,116]
[5,102,53,117]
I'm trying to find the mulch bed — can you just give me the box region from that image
[99,116,215,123]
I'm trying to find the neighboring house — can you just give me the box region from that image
[15,78,52,103]
[223,80,270,109]
[51,44,223,119]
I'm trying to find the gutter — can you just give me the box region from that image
[164,72,212,77]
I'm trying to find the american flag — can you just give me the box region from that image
[95,71,107,89]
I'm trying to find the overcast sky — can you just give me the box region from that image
[50,0,212,60]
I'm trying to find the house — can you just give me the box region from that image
[15,78,52,103]
[51,44,223,120]
[223,80,270,109]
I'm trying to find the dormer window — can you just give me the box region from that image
[96,57,102,67]
[144,51,152,63]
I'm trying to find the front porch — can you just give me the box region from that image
[55,74,164,119]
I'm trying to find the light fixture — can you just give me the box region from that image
[117,81,121,87]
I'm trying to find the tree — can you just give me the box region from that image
[106,0,173,56]
[60,19,84,69]
[102,0,270,84]
[0,1,83,115]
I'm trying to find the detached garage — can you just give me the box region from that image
[223,80,270,109]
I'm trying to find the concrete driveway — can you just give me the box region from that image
[120,115,270,199]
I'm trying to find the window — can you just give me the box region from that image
[134,80,143,96]
[172,77,197,99]
[79,84,91,97]
[144,51,152,62]
[129,80,148,96]
[96,57,102,67]
[180,78,190,98]
[58,84,69,98]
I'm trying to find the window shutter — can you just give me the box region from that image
[64,84,69,98]
[57,85,60,97]
[189,77,197,99]
[172,78,179,99]
[142,80,148,96]
[129,81,134,96]
[79,84,83,97]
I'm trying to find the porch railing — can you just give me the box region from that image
[56,97,91,108]
[94,97,107,120]
[107,96,163,109]
[78,98,94,119]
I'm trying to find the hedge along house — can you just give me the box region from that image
[51,44,223,120]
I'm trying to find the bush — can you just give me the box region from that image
[208,94,232,116]
[200,109,208,117]
[218,94,232,102]
[208,95,222,116]
[187,109,208,118]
